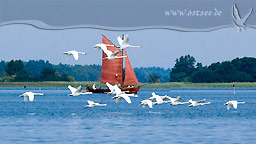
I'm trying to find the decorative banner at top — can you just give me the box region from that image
[0,0,255,31]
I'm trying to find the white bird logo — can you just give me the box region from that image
[232,4,253,31]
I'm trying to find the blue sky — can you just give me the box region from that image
[0,25,255,69]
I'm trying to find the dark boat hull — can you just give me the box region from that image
[86,85,140,94]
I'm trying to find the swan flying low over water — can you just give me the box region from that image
[19,92,44,102]
[106,82,120,94]
[224,100,245,110]
[85,100,107,108]
[151,92,164,105]
[169,96,190,105]
[63,50,86,60]
[189,99,211,107]
[106,83,138,104]
[140,99,153,108]
[68,85,92,96]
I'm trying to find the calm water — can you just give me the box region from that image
[0,88,255,144]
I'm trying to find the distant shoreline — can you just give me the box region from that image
[0,82,256,88]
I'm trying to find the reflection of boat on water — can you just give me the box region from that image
[86,35,140,94]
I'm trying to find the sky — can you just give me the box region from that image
[0,24,256,69]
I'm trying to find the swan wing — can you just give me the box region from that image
[227,105,231,110]
[232,101,238,109]
[147,100,153,108]
[111,50,119,57]
[242,8,253,23]
[123,35,129,43]
[188,99,194,103]
[87,100,95,105]
[197,99,206,103]
[233,4,241,20]
[122,94,132,103]
[170,97,176,103]
[106,82,114,92]
[113,85,122,94]
[72,51,79,60]
[24,96,28,102]
[75,86,82,93]
[68,85,77,93]
[176,96,181,102]
[117,36,123,45]
[154,95,163,103]
[148,96,155,101]
[28,93,34,101]
[101,45,113,57]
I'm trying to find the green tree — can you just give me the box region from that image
[25,60,52,76]
[170,55,196,82]
[5,60,34,82]
[40,68,60,81]
[0,61,6,76]
[5,60,24,75]
[40,67,72,81]
[14,70,34,82]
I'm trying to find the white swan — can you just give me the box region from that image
[117,35,141,50]
[109,84,138,104]
[151,92,164,105]
[188,99,211,107]
[63,50,86,60]
[85,100,107,108]
[68,85,92,96]
[92,83,97,90]
[140,99,153,108]
[232,4,253,31]
[19,92,44,102]
[169,96,189,105]
[224,100,245,110]
[106,82,119,94]
[94,44,127,60]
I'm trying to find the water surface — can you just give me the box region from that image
[0,88,255,143]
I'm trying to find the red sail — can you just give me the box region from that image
[100,35,123,85]
[124,49,139,85]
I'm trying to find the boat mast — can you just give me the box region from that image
[121,49,124,87]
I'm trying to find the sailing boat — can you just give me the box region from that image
[86,34,140,94]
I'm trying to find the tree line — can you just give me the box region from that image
[0,60,169,83]
[170,55,256,82]
[2,56,256,83]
